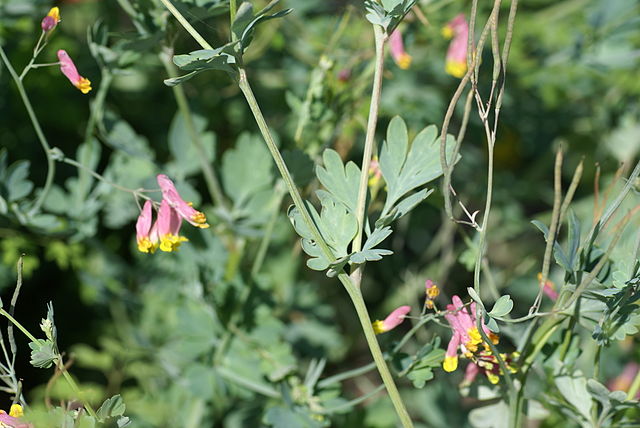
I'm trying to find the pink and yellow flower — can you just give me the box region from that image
[424,279,440,310]
[0,404,31,428]
[608,362,640,399]
[156,199,188,252]
[157,174,209,229]
[41,7,60,32]
[537,272,559,300]
[136,200,157,253]
[373,305,411,334]
[389,29,412,70]
[57,50,91,94]
[442,14,469,78]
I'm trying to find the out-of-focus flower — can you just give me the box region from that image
[537,272,559,300]
[425,279,440,310]
[337,68,351,82]
[41,7,60,32]
[136,200,158,253]
[389,29,412,70]
[373,305,411,334]
[608,362,640,399]
[368,156,382,188]
[157,174,209,229]
[442,295,517,384]
[156,199,188,252]
[442,14,468,78]
[57,50,91,94]
[0,404,31,428]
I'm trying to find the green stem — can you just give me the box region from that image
[319,384,386,414]
[0,45,55,217]
[0,309,38,343]
[229,0,237,25]
[352,25,385,258]
[338,278,414,427]
[160,48,227,208]
[216,366,280,398]
[158,0,214,50]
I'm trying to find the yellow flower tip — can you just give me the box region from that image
[426,285,440,299]
[468,327,482,345]
[396,53,412,70]
[487,372,500,384]
[489,332,500,345]
[159,234,188,252]
[48,7,60,21]
[75,77,92,94]
[9,404,23,418]
[137,238,156,254]
[441,25,454,39]
[445,61,466,78]
[191,212,209,228]
[443,355,458,372]
[372,320,385,335]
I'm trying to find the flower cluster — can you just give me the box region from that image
[442,14,469,78]
[136,175,209,254]
[0,404,30,428]
[372,305,411,334]
[443,295,517,384]
[389,29,412,70]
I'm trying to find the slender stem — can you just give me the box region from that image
[160,48,227,208]
[319,384,386,414]
[0,45,56,217]
[0,309,38,344]
[216,366,280,398]
[158,0,214,50]
[351,25,386,287]
[238,70,335,261]
[60,368,98,418]
[229,0,237,24]
[338,277,414,428]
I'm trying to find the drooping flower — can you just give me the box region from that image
[608,362,640,399]
[41,7,60,32]
[425,279,440,309]
[443,295,514,384]
[157,174,209,229]
[442,14,469,78]
[373,305,411,334]
[537,272,559,300]
[136,200,158,253]
[156,199,188,253]
[0,404,31,428]
[57,50,91,94]
[389,29,412,70]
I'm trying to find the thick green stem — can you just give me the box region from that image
[0,45,55,217]
[161,49,227,208]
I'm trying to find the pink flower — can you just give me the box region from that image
[373,305,411,334]
[442,295,518,384]
[41,7,60,32]
[0,404,31,428]
[608,362,640,399]
[57,50,91,94]
[157,174,209,229]
[538,273,559,300]
[442,14,468,78]
[156,199,188,252]
[389,29,412,70]
[443,295,496,372]
[136,200,158,253]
